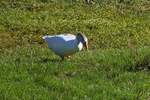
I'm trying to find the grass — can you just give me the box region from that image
[0,0,150,99]
[0,46,150,99]
[0,0,150,49]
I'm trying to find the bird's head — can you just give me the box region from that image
[76,32,88,51]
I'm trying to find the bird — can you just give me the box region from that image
[42,32,88,60]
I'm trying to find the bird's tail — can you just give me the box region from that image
[42,35,53,43]
[42,36,48,40]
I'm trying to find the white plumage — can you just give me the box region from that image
[42,33,88,60]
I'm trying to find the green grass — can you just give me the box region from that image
[0,0,150,49]
[0,0,150,99]
[0,46,150,99]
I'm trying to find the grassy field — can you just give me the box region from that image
[0,0,150,99]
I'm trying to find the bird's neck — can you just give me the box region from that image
[76,37,83,51]
[77,42,83,51]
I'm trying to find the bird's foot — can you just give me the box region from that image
[59,56,72,61]
[66,56,71,59]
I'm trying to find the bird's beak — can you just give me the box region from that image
[84,42,88,51]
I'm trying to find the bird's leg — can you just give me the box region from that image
[60,56,65,61]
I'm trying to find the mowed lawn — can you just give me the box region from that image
[0,0,150,99]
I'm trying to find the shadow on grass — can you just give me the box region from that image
[128,54,150,72]
[38,58,60,63]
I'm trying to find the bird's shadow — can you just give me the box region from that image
[39,58,60,63]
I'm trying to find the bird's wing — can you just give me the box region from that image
[57,34,76,41]
[43,34,78,56]
[43,34,76,41]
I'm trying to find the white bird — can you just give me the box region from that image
[42,33,88,60]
